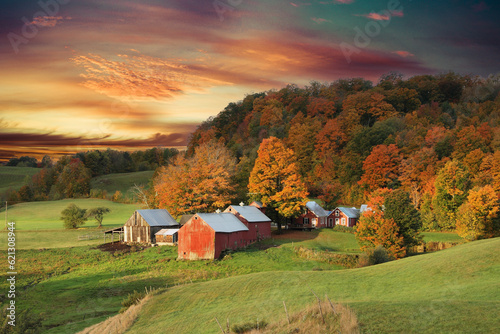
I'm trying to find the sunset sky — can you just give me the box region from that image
[1,0,499,162]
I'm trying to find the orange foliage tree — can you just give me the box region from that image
[359,144,401,192]
[456,185,500,240]
[154,140,236,218]
[248,137,308,229]
[354,188,406,259]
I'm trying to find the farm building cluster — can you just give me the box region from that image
[116,201,369,260]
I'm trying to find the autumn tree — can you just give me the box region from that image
[154,140,237,218]
[248,137,308,230]
[287,114,320,179]
[432,160,471,230]
[355,188,406,259]
[456,185,500,240]
[315,118,348,158]
[359,144,401,192]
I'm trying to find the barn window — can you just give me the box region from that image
[335,210,339,217]
[335,218,339,225]
[341,218,346,225]
[304,217,309,225]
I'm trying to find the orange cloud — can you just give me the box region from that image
[30,16,70,27]
[393,50,415,58]
[358,10,404,21]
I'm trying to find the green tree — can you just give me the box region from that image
[432,161,471,230]
[85,207,111,228]
[60,204,87,229]
[384,189,422,247]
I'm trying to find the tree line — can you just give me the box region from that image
[151,72,500,251]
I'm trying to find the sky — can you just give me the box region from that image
[0,0,499,162]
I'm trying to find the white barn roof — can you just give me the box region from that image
[306,201,328,217]
[196,213,249,233]
[155,228,180,236]
[226,205,271,222]
[137,209,178,227]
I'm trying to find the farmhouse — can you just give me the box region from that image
[329,207,360,227]
[292,201,329,229]
[123,209,179,244]
[224,204,272,241]
[178,212,249,260]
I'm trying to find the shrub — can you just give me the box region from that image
[332,225,355,234]
[119,291,146,313]
[231,320,268,333]
[358,245,392,267]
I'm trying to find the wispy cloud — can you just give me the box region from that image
[72,52,226,100]
[392,50,414,58]
[357,10,404,21]
[312,17,332,24]
[319,0,355,4]
[30,16,71,27]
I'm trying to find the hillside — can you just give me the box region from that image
[0,166,39,198]
[126,238,500,333]
[90,170,154,199]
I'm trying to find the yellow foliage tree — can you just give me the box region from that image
[248,137,308,230]
[154,140,236,218]
[456,185,500,240]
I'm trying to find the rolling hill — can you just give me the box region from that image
[126,238,500,333]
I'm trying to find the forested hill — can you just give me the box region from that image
[187,73,500,229]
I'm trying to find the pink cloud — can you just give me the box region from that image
[319,0,355,3]
[312,17,332,24]
[392,51,415,58]
[30,16,70,27]
[358,10,404,21]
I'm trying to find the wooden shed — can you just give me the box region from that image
[123,209,179,244]
[224,204,272,242]
[178,212,249,260]
[291,201,328,229]
[155,228,179,245]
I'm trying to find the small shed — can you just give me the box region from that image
[178,212,249,260]
[123,209,179,244]
[329,207,360,227]
[225,204,272,242]
[155,228,180,245]
[292,201,329,229]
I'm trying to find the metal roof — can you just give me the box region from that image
[226,205,271,222]
[137,209,179,227]
[155,228,180,236]
[360,204,376,214]
[306,201,328,217]
[337,207,360,219]
[196,213,249,233]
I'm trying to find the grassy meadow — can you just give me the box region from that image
[0,166,39,195]
[90,171,154,199]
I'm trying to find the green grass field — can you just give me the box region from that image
[0,166,39,194]
[421,231,463,243]
[90,171,154,199]
[3,198,139,231]
[128,237,500,334]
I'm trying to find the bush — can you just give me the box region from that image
[231,320,268,333]
[119,291,146,313]
[332,225,355,234]
[358,245,392,267]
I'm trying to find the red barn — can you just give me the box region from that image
[329,207,360,227]
[291,201,329,229]
[178,213,249,260]
[224,204,272,242]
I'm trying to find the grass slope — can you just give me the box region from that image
[0,166,39,195]
[3,198,138,231]
[127,238,500,334]
[90,171,154,199]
